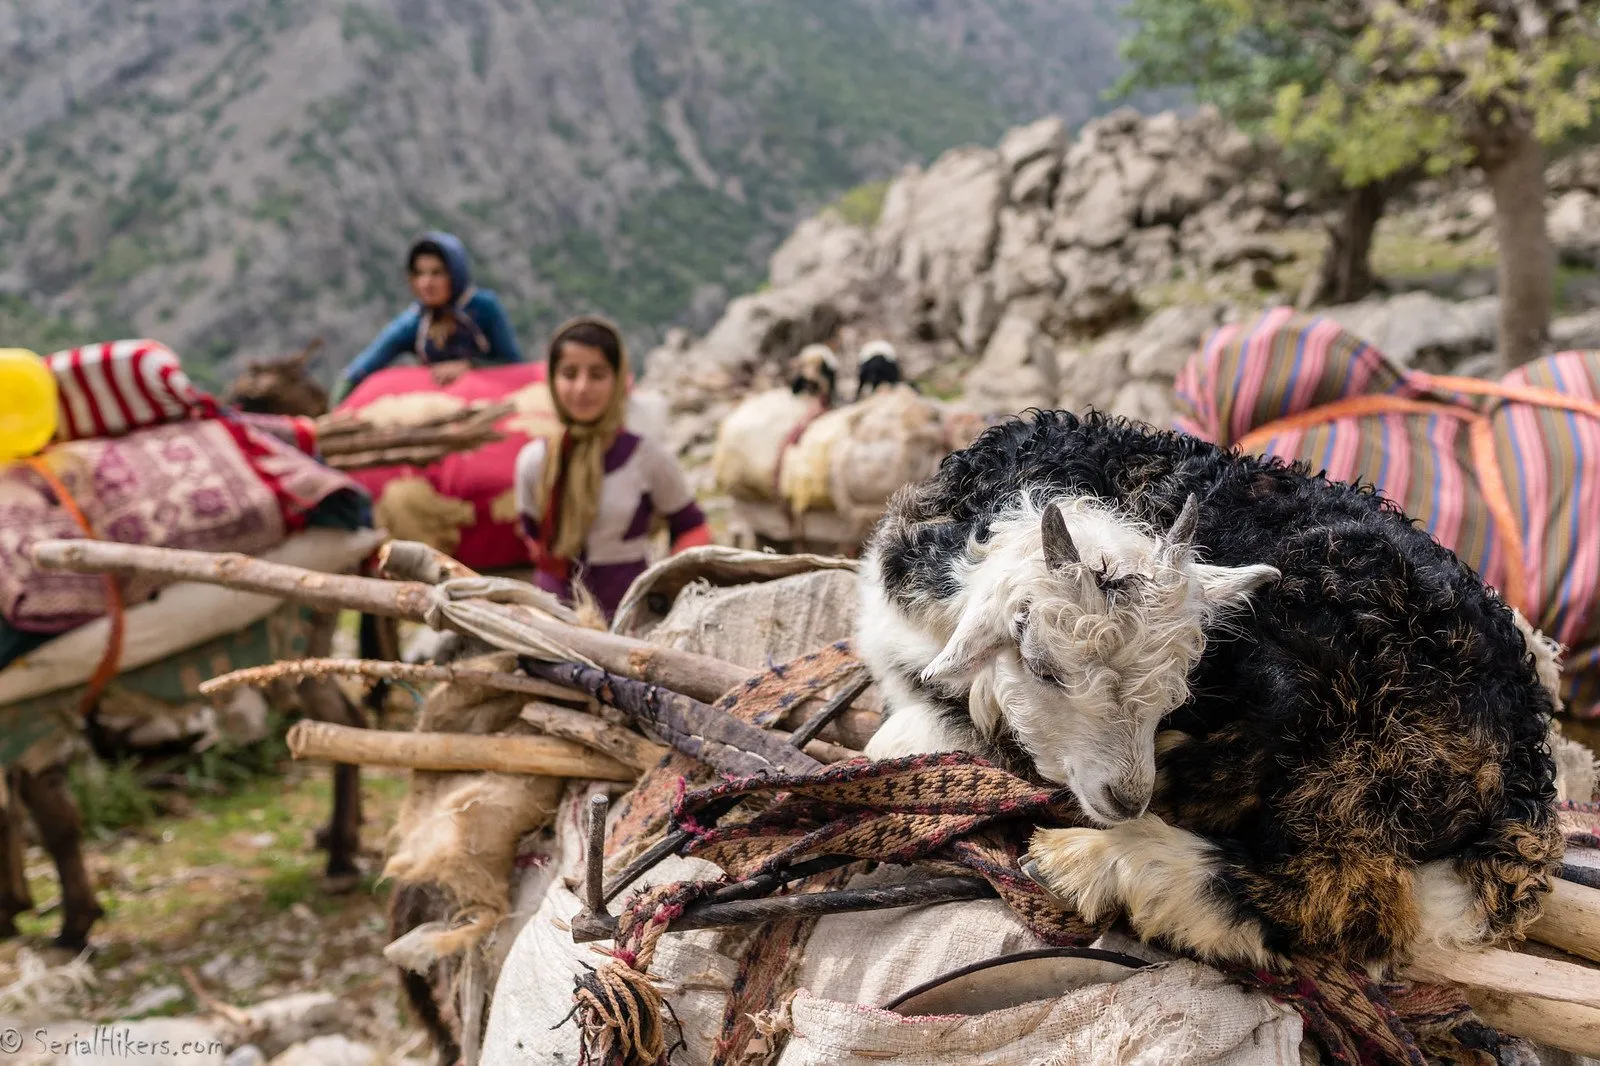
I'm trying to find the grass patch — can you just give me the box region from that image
[830,180,889,229]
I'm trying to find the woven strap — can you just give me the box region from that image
[21,456,126,717]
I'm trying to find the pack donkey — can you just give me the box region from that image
[859,409,1562,970]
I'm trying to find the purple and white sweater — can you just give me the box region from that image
[513,430,708,619]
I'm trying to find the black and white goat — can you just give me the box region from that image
[858,409,1562,970]
[854,340,907,402]
[790,344,838,407]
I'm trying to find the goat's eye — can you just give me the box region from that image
[1025,658,1065,687]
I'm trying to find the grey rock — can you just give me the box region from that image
[1126,305,1226,380]
[1322,291,1500,369]
[266,1036,375,1066]
[999,116,1067,172]
[126,984,186,1019]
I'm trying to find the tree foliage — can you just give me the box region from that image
[1254,0,1600,183]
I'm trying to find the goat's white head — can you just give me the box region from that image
[919,493,1279,826]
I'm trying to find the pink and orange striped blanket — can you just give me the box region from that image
[1174,306,1600,716]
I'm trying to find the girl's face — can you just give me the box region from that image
[409,253,452,308]
[554,341,619,424]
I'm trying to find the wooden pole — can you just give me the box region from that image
[1468,988,1600,1058]
[1403,942,1600,1009]
[285,720,635,782]
[521,702,670,772]
[201,658,589,704]
[1529,878,1600,965]
[32,540,745,693]
[31,539,438,621]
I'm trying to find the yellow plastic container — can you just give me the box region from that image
[0,348,59,461]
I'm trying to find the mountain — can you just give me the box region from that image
[0,0,1149,388]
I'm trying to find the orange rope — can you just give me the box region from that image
[21,456,125,717]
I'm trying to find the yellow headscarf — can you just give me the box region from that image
[536,316,630,562]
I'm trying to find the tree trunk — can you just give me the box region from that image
[1304,180,1390,306]
[1479,118,1554,369]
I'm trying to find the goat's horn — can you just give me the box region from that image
[1167,494,1200,546]
[1041,503,1079,570]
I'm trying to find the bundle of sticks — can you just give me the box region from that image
[25,535,1600,1058]
[310,400,512,470]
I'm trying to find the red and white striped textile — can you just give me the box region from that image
[44,340,206,442]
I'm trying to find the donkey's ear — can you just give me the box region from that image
[1040,504,1079,570]
[921,599,1007,687]
[1193,563,1280,611]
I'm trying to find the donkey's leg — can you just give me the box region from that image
[16,766,103,950]
[0,771,34,939]
[301,610,367,880]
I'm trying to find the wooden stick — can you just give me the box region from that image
[524,660,820,779]
[201,658,589,703]
[31,540,440,621]
[285,720,636,781]
[569,875,997,944]
[29,539,755,700]
[1529,878,1600,965]
[521,702,670,772]
[379,540,481,584]
[1403,942,1600,1008]
[1467,988,1600,1058]
[770,729,864,765]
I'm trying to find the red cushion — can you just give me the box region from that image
[338,364,551,570]
[46,340,207,441]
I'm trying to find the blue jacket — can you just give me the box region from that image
[337,231,524,397]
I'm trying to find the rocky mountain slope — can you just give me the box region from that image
[646,105,1600,468]
[0,0,1148,387]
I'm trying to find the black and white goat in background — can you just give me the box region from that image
[854,340,909,401]
[789,343,839,407]
[858,409,1562,970]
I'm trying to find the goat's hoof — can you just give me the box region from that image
[1018,855,1075,908]
[323,871,363,895]
[0,916,19,940]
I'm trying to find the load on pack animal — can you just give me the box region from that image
[858,409,1562,971]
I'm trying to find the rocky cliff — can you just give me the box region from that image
[0,0,1147,386]
[646,105,1600,468]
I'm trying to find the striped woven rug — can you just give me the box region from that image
[1174,306,1600,716]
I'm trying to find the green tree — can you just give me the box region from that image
[1116,0,1414,306]
[1264,0,1600,367]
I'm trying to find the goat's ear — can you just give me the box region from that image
[1040,504,1079,570]
[921,600,1006,686]
[1167,493,1200,547]
[1193,563,1280,611]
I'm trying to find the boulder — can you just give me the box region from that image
[1051,247,1139,334]
[265,1037,375,1066]
[1110,379,1180,430]
[1322,291,1500,369]
[883,147,1005,291]
[999,116,1067,172]
[1057,335,1132,413]
[1125,304,1228,381]
[963,307,1059,413]
[1549,190,1600,268]
[768,212,871,288]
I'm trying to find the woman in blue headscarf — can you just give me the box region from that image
[332,231,524,402]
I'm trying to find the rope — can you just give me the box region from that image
[21,455,125,718]
[421,577,601,669]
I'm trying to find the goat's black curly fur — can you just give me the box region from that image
[871,408,1561,964]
